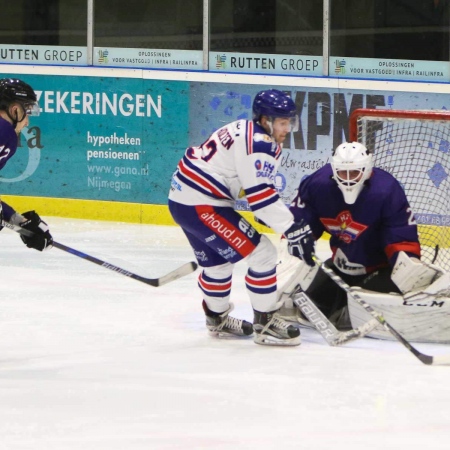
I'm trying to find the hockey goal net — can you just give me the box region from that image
[349,108,450,272]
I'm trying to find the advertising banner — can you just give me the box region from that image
[0,74,189,205]
[2,73,450,210]
[209,51,322,76]
[0,44,87,66]
[94,47,203,71]
[330,57,450,83]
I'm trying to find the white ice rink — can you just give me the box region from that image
[1,217,450,450]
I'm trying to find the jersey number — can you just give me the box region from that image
[0,145,11,162]
[407,207,416,225]
[186,139,217,162]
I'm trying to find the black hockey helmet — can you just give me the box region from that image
[0,78,39,116]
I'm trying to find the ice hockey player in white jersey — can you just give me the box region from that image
[168,89,315,346]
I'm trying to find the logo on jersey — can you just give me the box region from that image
[254,160,275,179]
[254,133,272,143]
[320,210,367,243]
[218,247,237,259]
[200,211,251,249]
[194,250,208,262]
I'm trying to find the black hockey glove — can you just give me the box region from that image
[19,211,53,251]
[285,220,315,266]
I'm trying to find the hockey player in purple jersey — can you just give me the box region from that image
[0,78,53,251]
[169,89,315,346]
[280,141,443,329]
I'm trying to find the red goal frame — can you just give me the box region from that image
[349,108,450,142]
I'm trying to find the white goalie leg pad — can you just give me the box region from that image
[276,237,300,293]
[391,251,443,294]
[404,271,450,302]
[276,237,318,308]
[348,286,450,343]
[347,288,402,341]
[275,238,319,323]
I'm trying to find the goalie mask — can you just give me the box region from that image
[331,142,373,204]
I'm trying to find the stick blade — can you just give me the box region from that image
[427,354,450,366]
[154,261,198,287]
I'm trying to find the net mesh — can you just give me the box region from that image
[354,111,450,271]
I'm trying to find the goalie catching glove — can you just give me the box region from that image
[284,220,315,266]
[19,211,53,251]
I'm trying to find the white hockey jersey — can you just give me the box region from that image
[169,119,294,234]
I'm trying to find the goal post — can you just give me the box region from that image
[349,108,450,271]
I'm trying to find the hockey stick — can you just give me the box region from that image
[51,241,198,287]
[277,258,378,346]
[432,245,439,264]
[1,220,198,287]
[291,288,379,346]
[314,256,450,366]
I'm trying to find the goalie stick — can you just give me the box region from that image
[290,288,379,346]
[1,220,198,287]
[314,255,450,366]
[277,258,378,346]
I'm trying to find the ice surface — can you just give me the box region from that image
[1,217,450,450]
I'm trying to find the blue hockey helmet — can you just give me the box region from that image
[252,89,298,132]
[253,89,297,119]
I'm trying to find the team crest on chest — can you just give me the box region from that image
[320,210,367,243]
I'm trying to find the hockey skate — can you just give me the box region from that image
[253,309,301,346]
[203,301,253,338]
[275,302,314,328]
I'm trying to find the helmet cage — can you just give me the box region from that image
[331,142,373,204]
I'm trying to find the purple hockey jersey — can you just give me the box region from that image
[0,117,18,171]
[290,164,420,275]
[0,117,20,221]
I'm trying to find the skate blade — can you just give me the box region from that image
[208,330,253,339]
[254,334,301,346]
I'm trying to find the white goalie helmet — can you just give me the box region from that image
[331,142,374,204]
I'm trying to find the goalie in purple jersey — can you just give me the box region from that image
[0,78,53,251]
[278,141,443,329]
[169,89,315,346]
